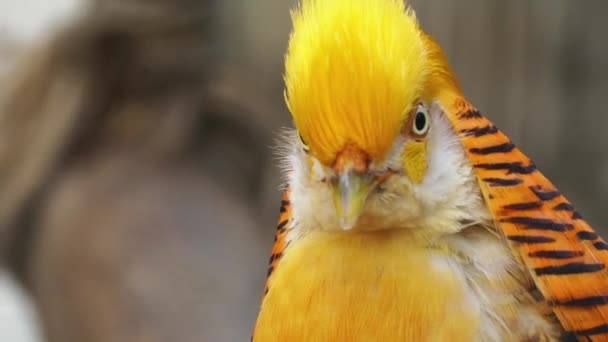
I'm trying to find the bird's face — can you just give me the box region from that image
[282,0,490,233]
[287,101,488,233]
[295,101,432,230]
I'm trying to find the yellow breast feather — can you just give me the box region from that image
[254,229,479,341]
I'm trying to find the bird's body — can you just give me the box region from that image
[253,0,608,340]
[255,228,558,341]
[255,229,481,341]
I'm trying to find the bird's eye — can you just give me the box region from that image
[410,104,430,138]
[299,132,310,152]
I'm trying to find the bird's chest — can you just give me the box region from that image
[254,230,480,341]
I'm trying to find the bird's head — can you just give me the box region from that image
[283,0,489,233]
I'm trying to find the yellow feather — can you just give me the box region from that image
[402,141,427,183]
[285,0,427,165]
[418,33,463,112]
[254,230,480,341]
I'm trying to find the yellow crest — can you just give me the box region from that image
[285,0,426,165]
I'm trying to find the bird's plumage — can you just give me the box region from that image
[254,0,608,340]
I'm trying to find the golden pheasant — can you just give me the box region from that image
[253,0,608,340]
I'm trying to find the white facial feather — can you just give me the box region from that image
[282,101,492,236]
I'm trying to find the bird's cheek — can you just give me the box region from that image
[402,141,428,184]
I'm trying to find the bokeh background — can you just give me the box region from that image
[0,0,606,341]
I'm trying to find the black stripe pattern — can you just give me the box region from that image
[534,262,605,276]
[575,324,608,336]
[577,231,599,241]
[501,217,574,232]
[529,250,584,259]
[483,177,523,187]
[594,241,608,250]
[268,252,283,264]
[503,202,543,211]
[470,142,516,155]
[507,235,556,243]
[460,109,483,119]
[553,202,575,211]
[475,162,536,174]
[460,125,498,137]
[280,200,289,212]
[530,185,561,201]
[559,296,608,307]
[277,220,288,233]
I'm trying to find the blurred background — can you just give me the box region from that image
[0,0,606,341]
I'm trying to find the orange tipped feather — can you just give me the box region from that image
[448,98,608,340]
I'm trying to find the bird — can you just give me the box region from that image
[252,0,608,340]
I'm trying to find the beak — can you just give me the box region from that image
[332,169,375,230]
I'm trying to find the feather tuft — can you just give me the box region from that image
[285,0,426,165]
